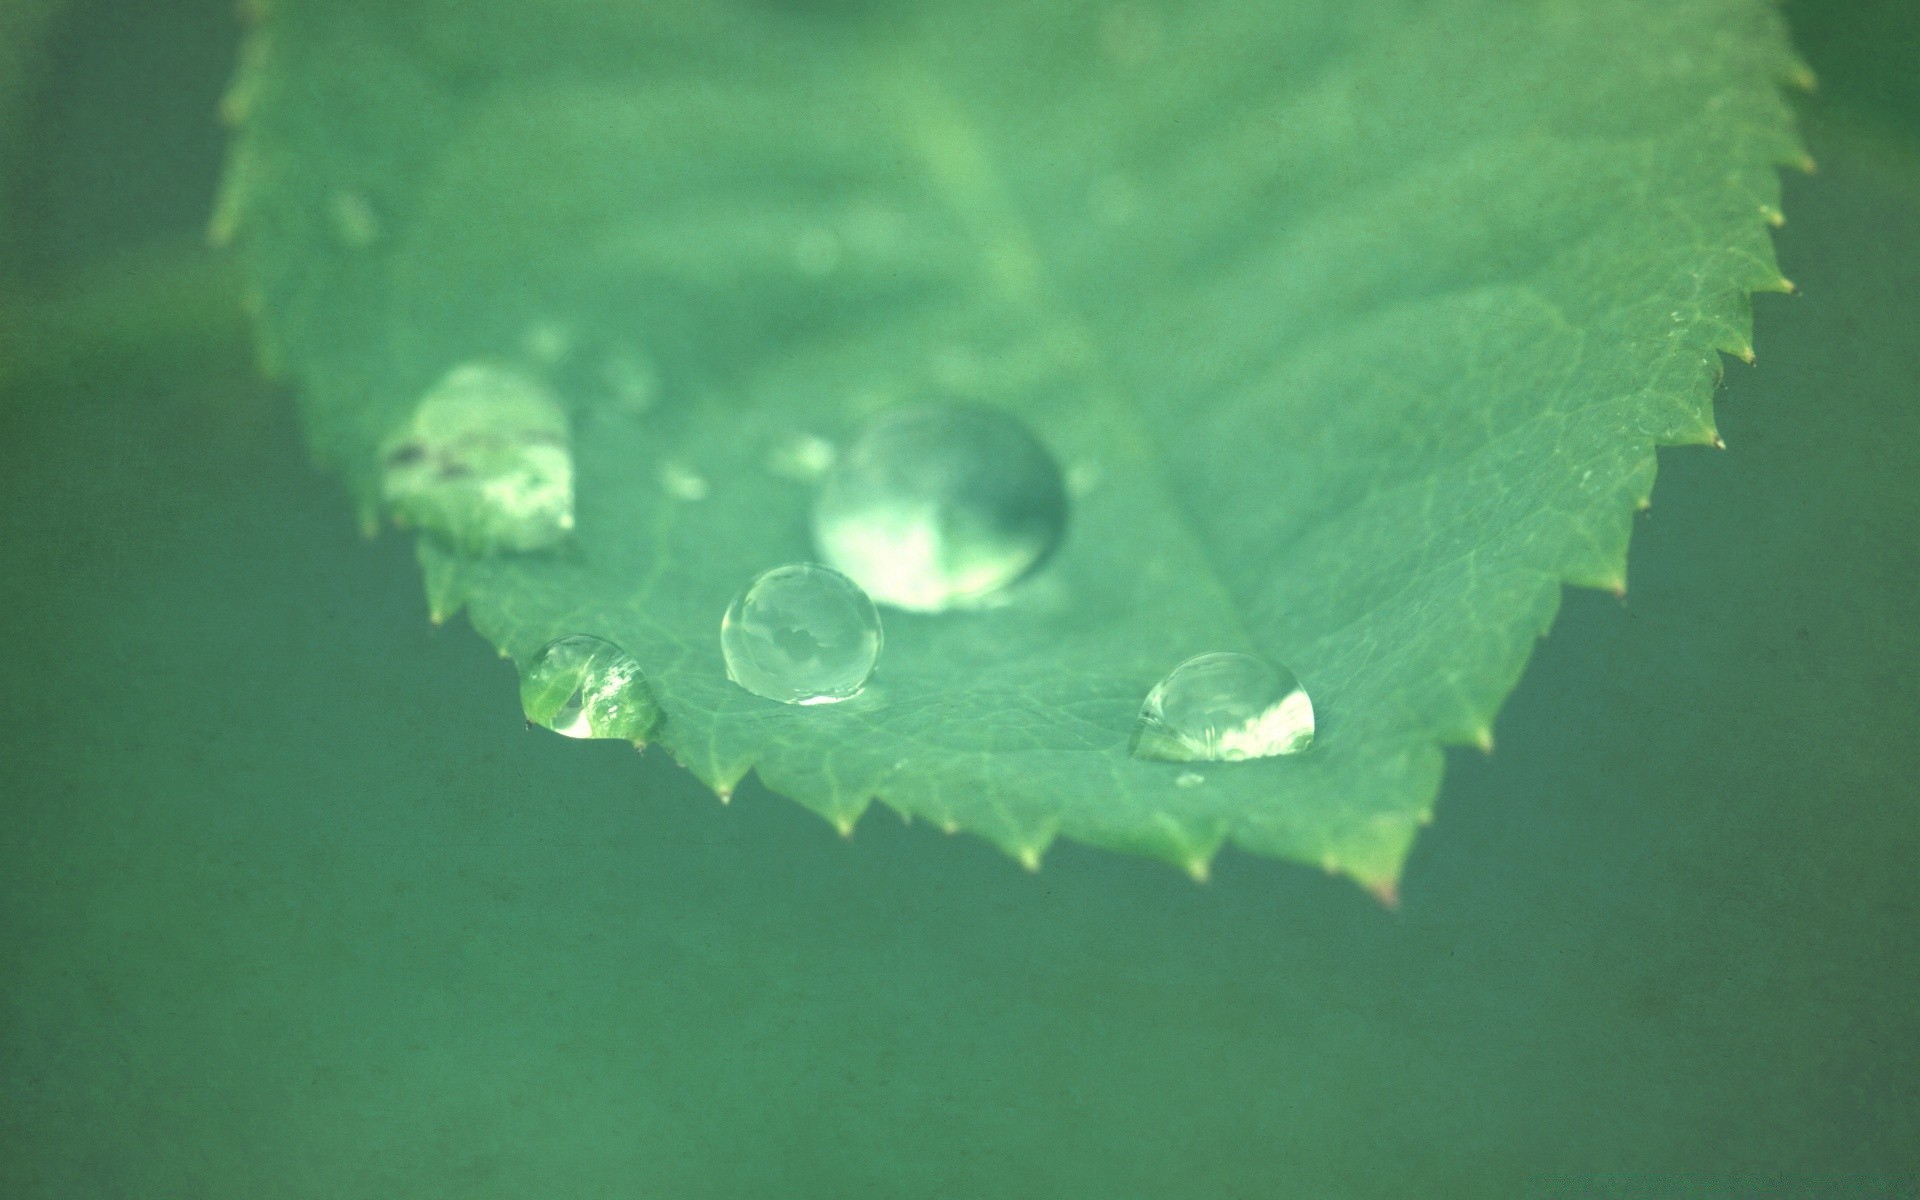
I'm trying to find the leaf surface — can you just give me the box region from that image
[221,0,1805,887]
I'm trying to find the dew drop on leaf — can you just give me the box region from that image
[521,635,658,742]
[379,363,574,554]
[1133,652,1316,762]
[721,564,883,705]
[811,403,1068,612]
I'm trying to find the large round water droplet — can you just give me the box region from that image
[811,404,1068,612]
[721,564,882,705]
[380,362,574,554]
[521,635,658,742]
[1133,652,1315,762]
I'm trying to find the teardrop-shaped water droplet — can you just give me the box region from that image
[721,564,882,705]
[521,635,658,742]
[812,404,1068,612]
[1133,652,1315,762]
[380,363,574,553]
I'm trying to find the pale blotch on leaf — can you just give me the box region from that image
[521,634,659,743]
[379,362,574,554]
[1134,652,1316,762]
[721,564,883,705]
[766,433,837,483]
[812,403,1068,612]
[659,461,710,502]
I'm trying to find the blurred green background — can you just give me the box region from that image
[1,1,1914,1195]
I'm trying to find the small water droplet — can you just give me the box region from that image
[521,635,658,741]
[1134,652,1315,762]
[328,189,381,248]
[721,564,882,705]
[766,433,837,483]
[659,461,710,502]
[812,404,1068,612]
[1175,771,1206,789]
[1067,461,1102,497]
[380,363,574,553]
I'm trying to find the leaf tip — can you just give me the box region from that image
[1366,879,1401,910]
[1184,855,1213,884]
[1797,153,1818,176]
[1788,63,1818,94]
[1471,725,1495,755]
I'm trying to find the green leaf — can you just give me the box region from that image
[219,0,1805,889]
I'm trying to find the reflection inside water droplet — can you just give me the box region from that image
[380,362,574,553]
[521,635,658,742]
[812,403,1068,612]
[721,564,882,705]
[1134,652,1315,762]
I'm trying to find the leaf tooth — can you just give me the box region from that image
[1365,879,1402,911]
[1470,725,1495,755]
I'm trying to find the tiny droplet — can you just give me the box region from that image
[1134,651,1315,762]
[721,564,882,705]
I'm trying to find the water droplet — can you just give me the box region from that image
[721,564,882,705]
[1134,652,1315,762]
[812,404,1068,612]
[521,635,658,742]
[659,461,710,502]
[380,363,574,553]
[766,433,837,483]
[328,189,381,247]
